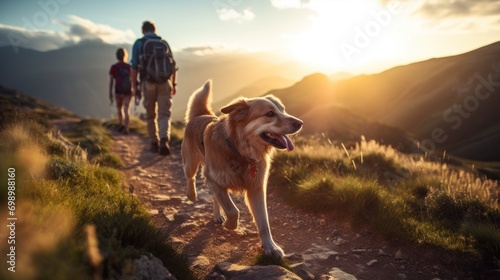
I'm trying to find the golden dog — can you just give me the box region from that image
[181,80,303,259]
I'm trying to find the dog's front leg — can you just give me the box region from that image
[246,185,285,259]
[212,194,225,224]
[209,182,240,230]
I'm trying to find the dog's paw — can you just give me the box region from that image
[186,189,197,202]
[223,218,239,230]
[264,243,285,260]
[213,213,225,224]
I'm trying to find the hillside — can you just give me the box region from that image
[334,41,500,160]
[0,84,77,126]
[269,41,500,161]
[270,74,418,152]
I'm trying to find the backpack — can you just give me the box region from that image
[139,37,176,83]
[114,63,131,94]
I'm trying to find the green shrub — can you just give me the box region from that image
[462,223,500,262]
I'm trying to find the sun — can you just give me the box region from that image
[287,0,404,73]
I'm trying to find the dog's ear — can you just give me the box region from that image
[221,98,249,114]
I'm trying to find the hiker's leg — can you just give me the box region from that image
[115,94,124,125]
[122,94,132,131]
[142,81,159,143]
[157,81,173,142]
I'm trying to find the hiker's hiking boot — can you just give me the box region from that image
[159,138,170,156]
[150,141,159,153]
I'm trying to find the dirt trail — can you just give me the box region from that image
[111,131,480,280]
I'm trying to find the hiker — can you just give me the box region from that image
[109,48,132,134]
[131,20,177,156]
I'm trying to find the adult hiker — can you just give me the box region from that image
[109,48,132,134]
[131,20,177,156]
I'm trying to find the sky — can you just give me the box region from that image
[1,0,500,74]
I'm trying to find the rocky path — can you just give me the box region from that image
[111,131,479,280]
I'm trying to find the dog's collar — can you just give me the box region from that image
[225,137,258,177]
[225,137,240,155]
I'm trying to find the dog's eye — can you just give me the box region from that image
[266,111,276,117]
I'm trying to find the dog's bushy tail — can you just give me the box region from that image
[185,79,214,123]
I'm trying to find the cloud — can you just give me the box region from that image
[0,15,136,53]
[0,24,72,53]
[181,46,220,56]
[415,0,500,18]
[407,0,500,31]
[270,0,305,9]
[216,8,255,22]
[59,15,136,44]
[179,45,243,56]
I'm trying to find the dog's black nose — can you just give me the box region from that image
[293,119,303,130]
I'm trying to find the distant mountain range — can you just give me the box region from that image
[0,40,310,119]
[1,40,499,161]
[266,42,500,161]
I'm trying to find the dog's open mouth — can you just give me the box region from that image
[260,132,295,151]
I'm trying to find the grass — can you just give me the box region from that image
[0,117,195,280]
[64,118,123,169]
[271,135,500,268]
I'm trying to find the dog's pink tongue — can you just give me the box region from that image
[278,135,295,152]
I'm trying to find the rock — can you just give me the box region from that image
[395,250,405,260]
[302,244,338,262]
[327,267,357,280]
[190,255,210,269]
[210,262,301,280]
[217,236,227,242]
[397,273,407,280]
[174,213,190,222]
[148,209,159,215]
[366,259,378,267]
[289,263,315,280]
[153,194,170,201]
[333,237,345,245]
[302,250,338,262]
[170,237,184,247]
[125,255,177,280]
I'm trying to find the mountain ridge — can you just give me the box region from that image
[266,41,500,160]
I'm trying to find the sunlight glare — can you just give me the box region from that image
[287,0,404,73]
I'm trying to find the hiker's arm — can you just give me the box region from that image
[171,70,177,95]
[130,39,141,97]
[131,68,139,97]
[109,75,114,104]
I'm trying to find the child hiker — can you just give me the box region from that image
[109,48,132,134]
